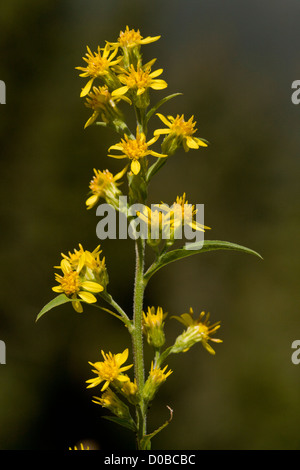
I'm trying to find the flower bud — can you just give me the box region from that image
[142,306,167,349]
[92,388,132,421]
[142,362,172,403]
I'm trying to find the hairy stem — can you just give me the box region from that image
[131,237,147,447]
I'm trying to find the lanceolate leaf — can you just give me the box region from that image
[144,240,263,283]
[36,294,72,322]
[145,93,182,124]
[102,415,137,432]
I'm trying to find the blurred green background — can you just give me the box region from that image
[1,0,300,450]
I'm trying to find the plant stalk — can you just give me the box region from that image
[131,237,147,448]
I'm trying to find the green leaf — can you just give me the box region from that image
[36,294,72,322]
[144,240,263,283]
[145,93,182,124]
[102,415,136,432]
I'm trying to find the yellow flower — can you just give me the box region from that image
[86,348,133,391]
[120,379,139,405]
[172,308,222,355]
[143,306,167,348]
[108,127,167,175]
[170,193,210,233]
[69,443,90,450]
[137,193,210,246]
[154,113,208,153]
[84,85,131,128]
[52,257,104,313]
[111,61,167,100]
[149,362,173,384]
[59,244,108,289]
[61,243,101,269]
[92,388,133,420]
[76,44,122,97]
[143,362,172,402]
[86,167,127,210]
[110,26,160,50]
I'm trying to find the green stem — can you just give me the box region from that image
[131,237,147,447]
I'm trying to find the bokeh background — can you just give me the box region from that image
[1,0,300,450]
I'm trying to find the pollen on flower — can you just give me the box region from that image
[56,270,81,296]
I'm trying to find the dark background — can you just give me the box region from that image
[0,0,300,450]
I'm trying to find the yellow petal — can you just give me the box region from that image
[76,253,86,273]
[86,194,99,209]
[72,300,83,313]
[80,78,94,97]
[81,281,104,293]
[149,150,168,158]
[140,35,161,44]
[136,87,146,96]
[153,128,171,136]
[146,134,160,146]
[111,86,129,97]
[150,80,168,90]
[84,111,99,129]
[78,291,97,303]
[61,258,72,274]
[108,143,124,151]
[149,68,163,78]
[194,137,208,147]
[52,286,63,293]
[185,136,199,149]
[156,113,171,127]
[131,160,141,175]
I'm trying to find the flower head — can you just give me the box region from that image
[170,193,210,234]
[154,113,208,154]
[120,379,139,405]
[143,306,167,348]
[52,254,104,313]
[86,167,127,210]
[116,26,160,49]
[76,44,122,97]
[143,362,172,403]
[84,85,131,128]
[92,388,133,421]
[60,244,108,289]
[86,348,133,391]
[112,61,167,108]
[108,127,167,175]
[136,193,210,247]
[172,308,222,355]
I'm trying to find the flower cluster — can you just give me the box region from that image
[75,26,207,184]
[52,244,107,313]
[37,26,257,452]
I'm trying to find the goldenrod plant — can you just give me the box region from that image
[37,27,262,450]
